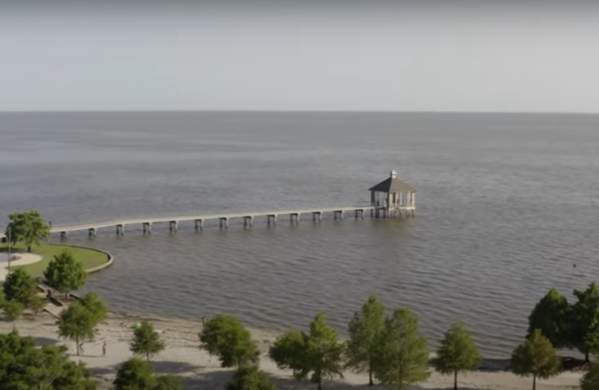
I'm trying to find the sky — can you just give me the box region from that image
[1,1,598,112]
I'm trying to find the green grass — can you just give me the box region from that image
[0,242,109,278]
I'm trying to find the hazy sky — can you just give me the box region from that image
[1,1,598,112]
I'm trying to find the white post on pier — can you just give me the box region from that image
[194,219,203,232]
[142,222,152,235]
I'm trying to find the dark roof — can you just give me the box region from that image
[369,177,416,193]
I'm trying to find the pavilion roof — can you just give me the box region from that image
[369,177,416,193]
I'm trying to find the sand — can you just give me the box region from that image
[0,312,582,390]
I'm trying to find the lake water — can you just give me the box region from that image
[1,111,598,357]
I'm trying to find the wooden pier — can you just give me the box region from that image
[40,205,416,239]
[0,170,416,240]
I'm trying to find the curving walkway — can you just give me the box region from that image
[0,252,43,282]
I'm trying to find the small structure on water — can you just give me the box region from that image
[369,170,416,217]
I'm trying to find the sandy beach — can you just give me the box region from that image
[0,312,582,390]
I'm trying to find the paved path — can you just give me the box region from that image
[0,252,43,281]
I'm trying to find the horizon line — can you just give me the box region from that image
[1,109,598,115]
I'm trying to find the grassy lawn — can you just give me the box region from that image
[0,242,109,278]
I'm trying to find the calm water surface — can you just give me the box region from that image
[1,112,598,357]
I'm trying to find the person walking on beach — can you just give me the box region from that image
[102,340,107,357]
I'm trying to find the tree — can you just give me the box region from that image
[528,288,570,349]
[131,320,165,361]
[373,308,430,390]
[57,294,106,356]
[347,295,385,386]
[511,329,561,390]
[572,283,599,362]
[227,365,276,390]
[2,299,24,322]
[200,314,259,367]
[269,330,307,379]
[433,321,481,390]
[0,330,96,389]
[5,210,50,252]
[581,360,599,390]
[79,292,107,323]
[29,294,46,316]
[270,313,344,390]
[114,357,156,390]
[44,250,87,298]
[3,268,37,307]
[57,302,95,356]
[114,357,183,390]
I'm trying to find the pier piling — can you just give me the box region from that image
[142,222,152,235]
[194,219,203,232]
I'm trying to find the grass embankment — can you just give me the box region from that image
[0,243,109,278]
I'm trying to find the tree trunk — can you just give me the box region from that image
[368,361,373,386]
[76,336,80,356]
[586,351,590,363]
[146,352,150,361]
[317,380,322,390]
[532,374,536,390]
[454,370,458,390]
[27,245,31,253]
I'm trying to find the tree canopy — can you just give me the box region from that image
[528,288,571,349]
[57,293,107,356]
[114,357,183,390]
[571,283,599,362]
[44,250,87,297]
[3,268,38,307]
[226,365,276,390]
[346,295,386,386]
[581,360,599,390]
[79,292,108,323]
[114,357,158,390]
[0,330,96,389]
[270,312,344,390]
[131,320,165,361]
[373,308,430,390]
[433,321,480,390]
[5,210,50,252]
[511,329,561,390]
[200,314,259,368]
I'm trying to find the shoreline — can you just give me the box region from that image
[0,311,584,390]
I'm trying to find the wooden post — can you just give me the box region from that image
[243,216,253,228]
[219,217,228,229]
[194,219,203,231]
[142,222,151,235]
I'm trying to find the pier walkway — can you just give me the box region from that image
[0,205,415,240]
